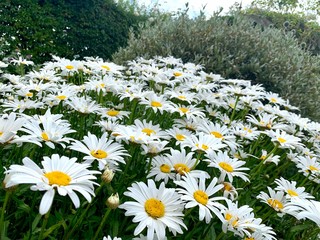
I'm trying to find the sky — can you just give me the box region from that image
[135,0,254,16]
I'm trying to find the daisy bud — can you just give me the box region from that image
[101,167,115,183]
[106,193,120,209]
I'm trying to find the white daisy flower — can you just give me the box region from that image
[2,98,44,113]
[18,113,75,149]
[264,129,303,149]
[182,132,226,154]
[141,140,169,156]
[5,154,100,215]
[197,121,238,150]
[147,154,175,183]
[174,173,226,223]
[274,177,314,199]
[165,148,209,180]
[133,119,169,141]
[98,108,130,121]
[11,56,34,66]
[165,127,193,145]
[205,151,249,183]
[293,155,320,178]
[0,112,25,144]
[258,149,281,165]
[119,179,187,240]
[257,187,287,212]
[169,103,205,119]
[284,199,320,226]
[69,132,129,170]
[222,182,239,201]
[113,124,150,145]
[65,96,102,114]
[139,92,172,114]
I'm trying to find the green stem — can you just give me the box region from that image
[63,183,105,240]
[228,95,240,127]
[300,172,311,187]
[261,208,275,222]
[263,143,279,162]
[0,191,11,240]
[216,231,226,240]
[38,209,51,240]
[250,143,279,178]
[128,99,138,124]
[91,208,112,240]
[249,134,264,155]
[192,152,202,170]
[146,156,153,175]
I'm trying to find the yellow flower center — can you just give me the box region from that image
[178,95,186,100]
[270,98,277,103]
[193,190,208,205]
[219,162,234,172]
[65,65,74,70]
[245,237,255,240]
[309,165,319,171]
[26,92,33,97]
[225,213,239,226]
[260,155,267,160]
[144,198,165,219]
[196,143,209,151]
[90,149,108,159]
[41,132,50,141]
[44,171,71,186]
[225,213,232,221]
[179,107,189,114]
[210,131,223,138]
[243,127,253,133]
[174,163,190,175]
[223,182,233,191]
[160,164,171,173]
[151,101,162,107]
[175,134,186,141]
[173,72,182,77]
[101,65,110,71]
[267,198,284,210]
[56,95,67,100]
[287,189,299,197]
[277,137,287,143]
[107,110,119,117]
[142,128,155,136]
[0,132,3,136]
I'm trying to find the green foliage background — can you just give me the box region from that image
[112,12,320,120]
[0,0,146,63]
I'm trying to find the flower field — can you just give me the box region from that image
[0,55,319,240]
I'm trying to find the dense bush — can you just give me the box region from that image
[244,7,320,55]
[0,0,146,63]
[112,12,320,120]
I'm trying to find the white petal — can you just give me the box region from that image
[39,189,55,215]
[68,190,80,208]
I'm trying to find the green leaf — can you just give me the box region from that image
[31,214,42,232]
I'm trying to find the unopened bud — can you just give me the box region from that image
[101,167,115,183]
[106,193,120,209]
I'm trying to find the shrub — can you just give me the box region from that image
[112,12,320,120]
[0,0,146,63]
[244,7,320,55]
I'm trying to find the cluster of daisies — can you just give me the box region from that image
[0,55,319,240]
